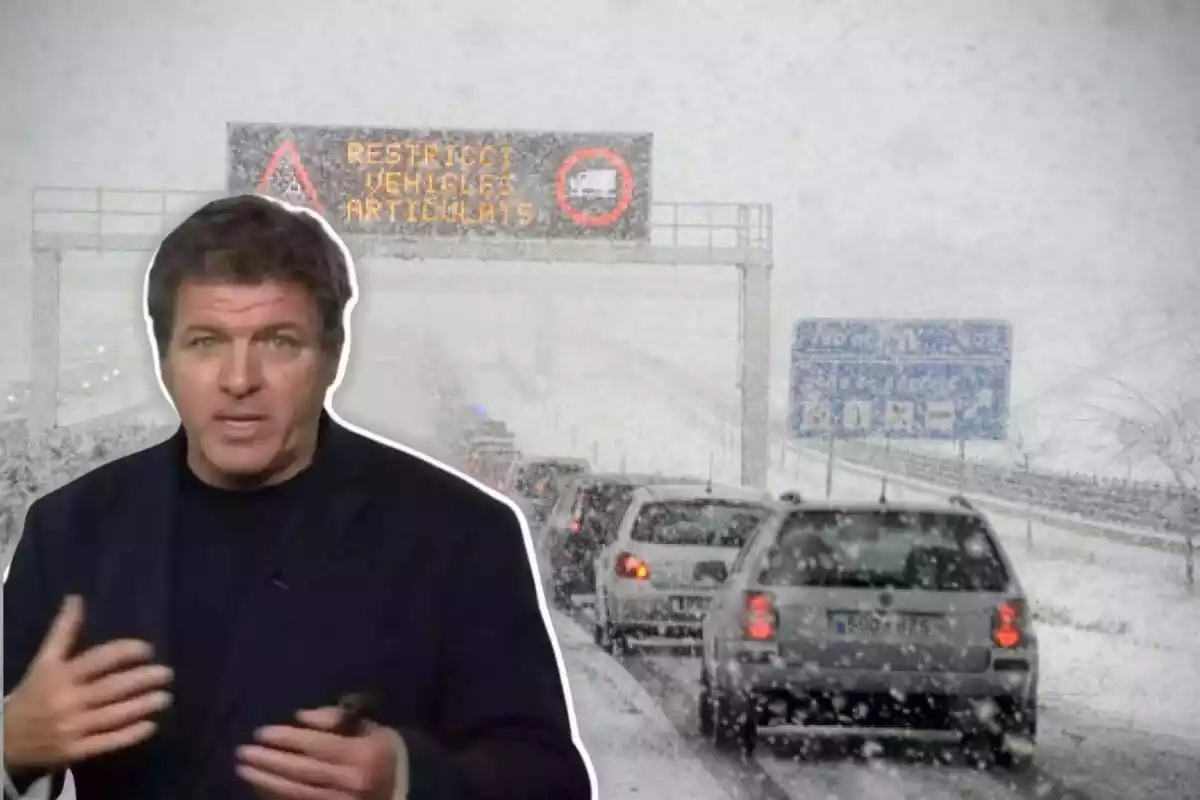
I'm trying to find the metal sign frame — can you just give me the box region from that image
[29,186,775,488]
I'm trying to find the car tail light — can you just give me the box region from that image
[993,599,1026,648]
[569,516,582,534]
[743,591,778,641]
[615,552,650,580]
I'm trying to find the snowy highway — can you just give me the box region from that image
[6,2,1200,799]
[27,317,1200,800]
[437,339,1200,800]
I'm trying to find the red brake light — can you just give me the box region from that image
[993,600,1025,648]
[744,591,777,641]
[569,516,581,534]
[615,552,650,580]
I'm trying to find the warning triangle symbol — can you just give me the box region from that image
[255,139,324,214]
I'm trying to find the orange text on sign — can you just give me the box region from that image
[343,138,534,229]
[346,141,514,172]
[344,197,536,228]
[361,170,515,200]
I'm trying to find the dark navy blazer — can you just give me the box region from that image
[3,414,592,800]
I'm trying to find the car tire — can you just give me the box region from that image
[607,625,629,656]
[593,601,626,656]
[551,578,570,610]
[594,622,612,653]
[712,692,757,757]
[698,689,715,737]
[994,744,1034,772]
[698,668,715,737]
[964,730,1035,772]
[993,704,1037,771]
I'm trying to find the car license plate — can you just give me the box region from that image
[670,596,708,614]
[829,612,943,638]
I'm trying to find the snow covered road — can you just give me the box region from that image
[547,610,748,800]
[456,343,1200,800]
[31,334,1198,800]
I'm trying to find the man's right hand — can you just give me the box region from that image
[3,595,174,774]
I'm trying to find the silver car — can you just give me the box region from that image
[698,496,1038,767]
[592,483,776,652]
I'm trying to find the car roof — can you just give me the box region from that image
[778,498,983,517]
[567,472,703,487]
[635,483,773,502]
[518,456,590,467]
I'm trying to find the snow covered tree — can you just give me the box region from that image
[1101,353,1200,588]
[1110,389,1200,586]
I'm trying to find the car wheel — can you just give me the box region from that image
[592,600,624,655]
[595,623,613,653]
[595,623,628,656]
[591,603,610,650]
[712,692,757,757]
[607,624,629,656]
[698,688,715,737]
[698,668,715,737]
[551,578,570,610]
[993,704,1037,771]
[994,743,1034,772]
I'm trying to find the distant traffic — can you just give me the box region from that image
[434,379,1039,771]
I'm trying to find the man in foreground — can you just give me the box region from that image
[3,193,595,800]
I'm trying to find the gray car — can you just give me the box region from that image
[593,483,776,652]
[538,472,708,608]
[698,495,1038,767]
[504,455,592,523]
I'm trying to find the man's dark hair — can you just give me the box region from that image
[146,193,354,355]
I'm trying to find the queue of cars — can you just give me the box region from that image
[450,401,1038,769]
[439,399,521,489]
[503,455,592,525]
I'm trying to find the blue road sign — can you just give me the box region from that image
[788,318,1012,441]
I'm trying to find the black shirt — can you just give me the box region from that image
[166,461,315,780]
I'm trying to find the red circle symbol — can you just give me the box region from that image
[554,147,636,228]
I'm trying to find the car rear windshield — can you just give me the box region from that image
[757,509,1009,592]
[517,462,587,496]
[631,500,771,548]
[567,480,703,540]
[582,485,637,528]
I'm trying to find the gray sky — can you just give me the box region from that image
[2,0,1197,471]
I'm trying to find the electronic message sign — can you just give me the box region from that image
[227,123,653,240]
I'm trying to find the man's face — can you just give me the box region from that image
[161,279,338,487]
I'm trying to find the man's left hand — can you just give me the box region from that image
[236,707,405,800]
